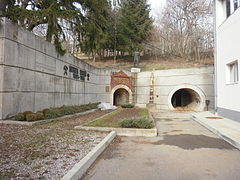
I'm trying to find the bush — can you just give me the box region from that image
[121,104,134,108]
[120,116,153,129]
[15,113,25,121]
[23,111,33,118]
[59,106,77,116]
[14,102,100,121]
[35,112,44,120]
[26,113,37,122]
[42,109,58,119]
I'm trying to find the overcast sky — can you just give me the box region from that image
[148,0,166,17]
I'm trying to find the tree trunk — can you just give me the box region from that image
[92,52,96,62]
[0,0,7,16]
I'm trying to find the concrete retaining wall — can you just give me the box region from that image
[136,66,214,111]
[0,18,215,119]
[0,18,128,120]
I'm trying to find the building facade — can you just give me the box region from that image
[215,0,240,121]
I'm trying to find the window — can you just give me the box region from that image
[234,0,239,10]
[226,0,231,17]
[227,61,239,84]
[226,0,240,18]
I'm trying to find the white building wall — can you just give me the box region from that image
[216,2,240,121]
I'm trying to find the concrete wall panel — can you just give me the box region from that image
[34,93,55,111]
[2,92,35,118]
[18,45,36,70]
[2,66,19,91]
[0,18,113,119]
[136,67,214,111]
[4,39,19,66]
[0,38,4,63]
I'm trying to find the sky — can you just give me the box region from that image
[148,0,166,17]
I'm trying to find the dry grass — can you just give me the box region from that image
[0,110,112,180]
[85,108,149,128]
[79,56,214,71]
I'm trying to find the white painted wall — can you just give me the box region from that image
[216,4,240,113]
[136,67,214,111]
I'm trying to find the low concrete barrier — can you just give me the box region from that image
[75,126,157,137]
[62,131,117,180]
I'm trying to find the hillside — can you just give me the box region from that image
[79,56,214,71]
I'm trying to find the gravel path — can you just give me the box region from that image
[0,110,112,180]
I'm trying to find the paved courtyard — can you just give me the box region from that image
[82,110,240,180]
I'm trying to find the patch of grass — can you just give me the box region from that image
[85,109,122,128]
[121,116,153,129]
[85,108,151,129]
[140,108,149,116]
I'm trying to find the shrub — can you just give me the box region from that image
[42,109,58,119]
[35,112,44,120]
[23,111,33,119]
[42,109,50,114]
[26,113,37,122]
[59,106,77,116]
[14,103,100,121]
[121,104,134,108]
[120,116,153,129]
[51,108,64,117]
[15,113,25,121]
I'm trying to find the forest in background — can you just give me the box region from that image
[0,0,214,68]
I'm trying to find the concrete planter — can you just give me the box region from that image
[75,109,157,137]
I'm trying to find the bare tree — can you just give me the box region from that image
[148,0,213,61]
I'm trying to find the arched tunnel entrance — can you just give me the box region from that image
[171,88,201,111]
[113,88,129,105]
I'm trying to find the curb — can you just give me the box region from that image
[61,131,117,180]
[192,115,240,150]
[0,109,98,126]
[75,126,157,137]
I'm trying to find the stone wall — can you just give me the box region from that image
[135,66,215,111]
[0,18,126,120]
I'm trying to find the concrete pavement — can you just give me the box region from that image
[192,111,240,150]
[82,110,240,180]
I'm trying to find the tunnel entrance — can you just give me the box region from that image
[171,88,201,111]
[113,88,129,105]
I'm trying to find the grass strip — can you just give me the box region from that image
[85,108,150,128]
[84,109,122,128]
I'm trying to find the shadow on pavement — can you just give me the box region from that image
[153,134,235,150]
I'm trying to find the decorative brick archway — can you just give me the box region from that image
[110,71,133,105]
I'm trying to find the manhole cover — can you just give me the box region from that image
[205,117,223,119]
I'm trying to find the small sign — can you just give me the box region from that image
[131,68,141,73]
